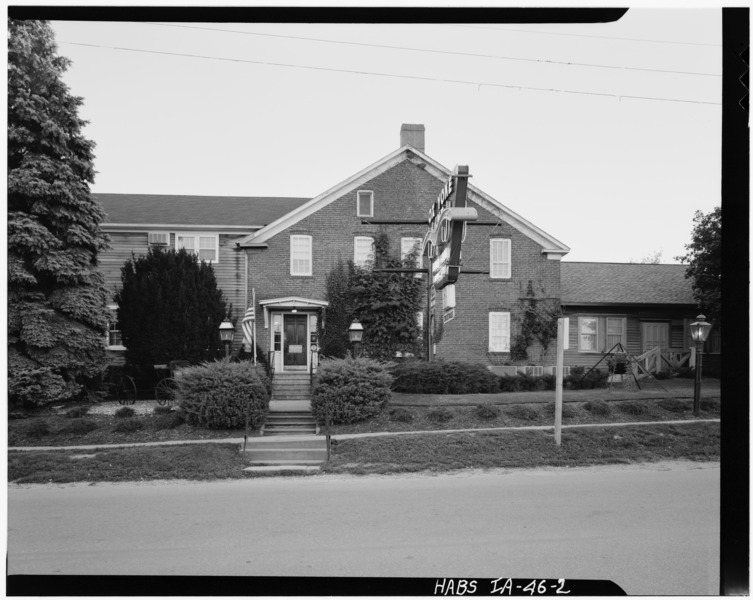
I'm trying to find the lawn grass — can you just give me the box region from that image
[323,422,721,475]
[8,443,246,484]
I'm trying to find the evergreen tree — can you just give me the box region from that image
[676,207,721,326]
[320,259,355,358]
[8,20,110,408]
[115,248,228,372]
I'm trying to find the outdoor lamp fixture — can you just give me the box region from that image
[689,314,713,417]
[219,320,235,359]
[348,319,364,357]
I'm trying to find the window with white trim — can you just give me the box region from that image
[357,191,374,217]
[490,238,511,279]
[489,312,511,352]
[176,233,219,263]
[578,316,627,353]
[353,236,375,267]
[106,304,125,350]
[290,235,313,276]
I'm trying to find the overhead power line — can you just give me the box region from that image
[59,41,722,107]
[447,24,723,47]
[147,22,721,78]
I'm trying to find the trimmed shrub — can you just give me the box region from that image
[658,398,689,413]
[617,401,650,416]
[174,360,270,430]
[64,406,90,418]
[24,419,51,438]
[427,407,454,423]
[390,360,500,394]
[507,404,540,421]
[311,357,392,425]
[112,418,144,433]
[389,407,414,423]
[114,406,135,418]
[153,412,185,430]
[475,404,500,420]
[543,402,577,418]
[498,375,523,392]
[584,399,611,416]
[153,405,173,415]
[565,369,609,390]
[60,419,98,435]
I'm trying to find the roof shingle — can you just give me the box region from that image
[94,193,310,227]
[561,262,696,305]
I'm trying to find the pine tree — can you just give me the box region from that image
[115,248,228,372]
[8,20,110,408]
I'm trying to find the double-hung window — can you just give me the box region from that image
[490,239,511,279]
[578,316,627,353]
[489,312,511,352]
[176,233,219,263]
[290,235,313,276]
[106,304,125,350]
[357,191,374,217]
[353,236,375,267]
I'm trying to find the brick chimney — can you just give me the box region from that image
[400,124,425,152]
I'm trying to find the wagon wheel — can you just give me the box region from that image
[115,375,137,405]
[155,378,178,406]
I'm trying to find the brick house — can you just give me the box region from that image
[97,124,714,375]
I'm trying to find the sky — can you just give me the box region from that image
[47,7,723,264]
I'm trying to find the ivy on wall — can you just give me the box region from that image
[510,281,561,364]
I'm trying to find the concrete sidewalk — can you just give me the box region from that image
[8,418,720,452]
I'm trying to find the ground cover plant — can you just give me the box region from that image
[322,422,720,475]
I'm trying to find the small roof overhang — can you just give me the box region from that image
[258,297,329,328]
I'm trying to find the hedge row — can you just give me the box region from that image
[389,360,609,394]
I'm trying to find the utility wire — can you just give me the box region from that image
[146,22,721,78]
[59,41,722,107]
[447,24,723,47]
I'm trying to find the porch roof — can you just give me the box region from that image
[561,262,697,306]
[258,297,329,328]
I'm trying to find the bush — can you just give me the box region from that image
[112,418,144,433]
[427,407,454,423]
[498,375,523,392]
[64,406,90,418]
[584,399,611,416]
[390,360,500,394]
[565,369,609,390]
[543,402,577,418]
[153,405,173,415]
[311,357,392,425]
[475,404,501,420]
[174,360,270,430]
[701,399,720,412]
[658,398,689,413]
[507,404,540,421]
[153,412,186,430]
[115,406,135,418]
[60,419,98,435]
[389,407,414,422]
[24,419,51,438]
[617,401,650,416]
[675,367,695,379]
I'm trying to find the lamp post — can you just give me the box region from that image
[219,319,235,359]
[689,314,712,417]
[348,319,364,358]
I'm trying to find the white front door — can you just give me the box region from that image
[642,322,669,371]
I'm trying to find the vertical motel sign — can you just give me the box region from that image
[423,166,477,290]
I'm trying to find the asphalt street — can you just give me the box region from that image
[8,460,719,595]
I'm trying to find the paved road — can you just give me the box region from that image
[8,461,719,595]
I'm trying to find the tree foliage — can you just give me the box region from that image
[8,20,110,408]
[676,207,721,325]
[321,233,424,361]
[510,282,561,363]
[115,248,228,373]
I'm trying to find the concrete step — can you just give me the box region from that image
[246,438,326,449]
[273,375,311,382]
[244,465,320,473]
[263,427,318,435]
[243,448,328,462]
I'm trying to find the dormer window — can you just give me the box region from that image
[357,191,374,217]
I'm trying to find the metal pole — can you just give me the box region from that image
[225,342,230,359]
[693,342,702,416]
[554,318,565,446]
[426,254,434,362]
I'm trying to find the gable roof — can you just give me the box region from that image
[561,262,696,306]
[235,146,570,258]
[95,193,310,229]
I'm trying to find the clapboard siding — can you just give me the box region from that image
[100,231,150,299]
